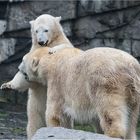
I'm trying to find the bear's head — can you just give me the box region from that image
[30,14,61,47]
[18,48,48,84]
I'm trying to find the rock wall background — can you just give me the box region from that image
[0,0,140,107]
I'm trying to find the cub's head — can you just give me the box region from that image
[30,14,61,46]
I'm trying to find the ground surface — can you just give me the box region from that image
[0,108,27,139]
[0,108,140,140]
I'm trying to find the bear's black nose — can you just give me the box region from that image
[38,41,45,46]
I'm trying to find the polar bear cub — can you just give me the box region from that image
[1,14,74,140]
[1,14,74,91]
[30,14,73,53]
[19,47,140,140]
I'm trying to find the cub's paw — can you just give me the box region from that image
[48,48,56,54]
[0,82,14,90]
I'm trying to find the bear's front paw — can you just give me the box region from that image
[0,82,14,90]
[48,48,56,54]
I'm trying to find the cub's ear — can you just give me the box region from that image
[31,57,39,73]
[55,16,61,23]
[29,20,34,27]
[18,62,25,72]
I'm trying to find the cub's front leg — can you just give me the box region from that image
[1,71,30,92]
[27,85,47,140]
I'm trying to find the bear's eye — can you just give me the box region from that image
[44,29,48,32]
[36,30,38,33]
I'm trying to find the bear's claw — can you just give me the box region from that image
[48,48,56,54]
[0,83,12,90]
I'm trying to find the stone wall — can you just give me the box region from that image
[0,0,140,106]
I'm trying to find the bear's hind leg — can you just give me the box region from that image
[126,102,139,140]
[98,94,128,139]
[94,117,103,134]
[45,102,61,127]
[61,113,73,128]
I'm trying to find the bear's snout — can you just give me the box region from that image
[38,41,45,46]
[38,40,48,46]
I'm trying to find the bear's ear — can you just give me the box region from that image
[29,20,34,26]
[31,57,39,73]
[55,16,61,23]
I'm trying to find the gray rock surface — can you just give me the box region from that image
[32,127,121,140]
[132,40,140,57]
[7,0,76,31]
[74,16,109,38]
[0,38,16,63]
[0,20,7,35]
[78,0,140,16]
[62,21,73,37]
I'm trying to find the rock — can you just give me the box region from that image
[78,0,140,17]
[62,21,73,37]
[0,38,31,65]
[74,16,109,39]
[0,38,16,63]
[32,127,121,140]
[9,0,24,2]
[132,40,140,57]
[75,5,140,40]
[0,2,7,19]
[122,13,140,40]
[75,38,110,50]
[96,6,140,40]
[7,0,76,31]
[76,38,131,54]
[74,5,140,39]
[115,39,131,53]
[0,61,27,105]
[4,29,31,38]
[0,20,7,35]
[97,6,140,29]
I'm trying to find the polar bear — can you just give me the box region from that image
[1,14,73,91]
[19,47,140,140]
[1,14,74,139]
[29,14,73,52]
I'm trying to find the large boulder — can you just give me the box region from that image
[32,127,121,140]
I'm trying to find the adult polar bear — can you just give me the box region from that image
[1,14,74,139]
[20,47,140,140]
